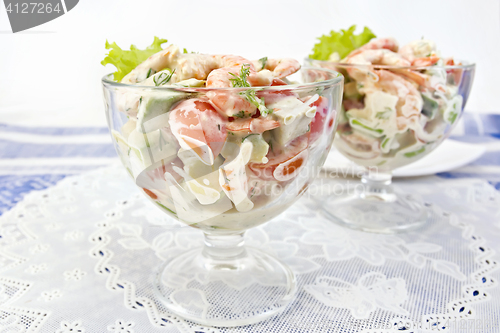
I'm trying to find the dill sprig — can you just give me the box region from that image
[229,64,251,88]
[258,57,268,70]
[242,133,259,143]
[154,69,175,86]
[235,110,247,118]
[229,64,272,116]
[244,90,272,116]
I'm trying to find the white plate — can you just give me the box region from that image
[322,139,486,177]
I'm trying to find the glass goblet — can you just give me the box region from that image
[306,58,475,233]
[102,67,343,326]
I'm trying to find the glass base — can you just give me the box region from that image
[154,246,296,327]
[322,191,429,234]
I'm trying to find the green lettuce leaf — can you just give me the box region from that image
[309,25,376,61]
[101,36,168,82]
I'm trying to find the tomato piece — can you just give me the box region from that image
[445,59,455,66]
[143,188,157,199]
[306,96,329,144]
[256,79,297,105]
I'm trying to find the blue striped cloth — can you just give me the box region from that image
[0,124,116,214]
[437,114,500,190]
[0,114,499,214]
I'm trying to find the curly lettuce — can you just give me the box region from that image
[101,37,168,82]
[309,25,376,61]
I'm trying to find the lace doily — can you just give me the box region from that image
[1,164,499,332]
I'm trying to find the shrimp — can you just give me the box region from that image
[205,56,257,116]
[373,70,423,119]
[260,58,300,78]
[412,56,440,67]
[172,53,222,81]
[122,48,254,84]
[344,49,410,82]
[346,49,410,67]
[342,37,400,62]
[169,53,252,82]
[168,99,227,166]
[205,55,257,87]
[391,68,446,93]
[248,134,309,182]
[121,45,296,120]
[248,58,300,86]
[399,40,440,66]
[205,56,296,117]
[206,63,258,117]
[357,37,399,52]
[206,56,256,86]
[124,49,259,117]
[344,47,445,93]
[226,117,280,134]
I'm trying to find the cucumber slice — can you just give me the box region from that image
[404,146,426,158]
[350,119,384,137]
[421,93,439,119]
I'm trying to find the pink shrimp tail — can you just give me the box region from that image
[412,56,440,67]
[206,65,258,116]
[359,37,399,52]
[265,58,301,78]
[226,118,280,133]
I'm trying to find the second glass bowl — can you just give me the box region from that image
[306,58,475,233]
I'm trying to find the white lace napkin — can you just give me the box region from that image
[1,164,499,332]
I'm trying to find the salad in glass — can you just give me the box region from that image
[102,37,343,326]
[306,26,475,233]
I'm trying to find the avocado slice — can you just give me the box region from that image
[136,92,186,133]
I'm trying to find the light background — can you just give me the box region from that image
[1,0,499,126]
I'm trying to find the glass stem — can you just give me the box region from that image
[202,232,247,261]
[360,169,396,202]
